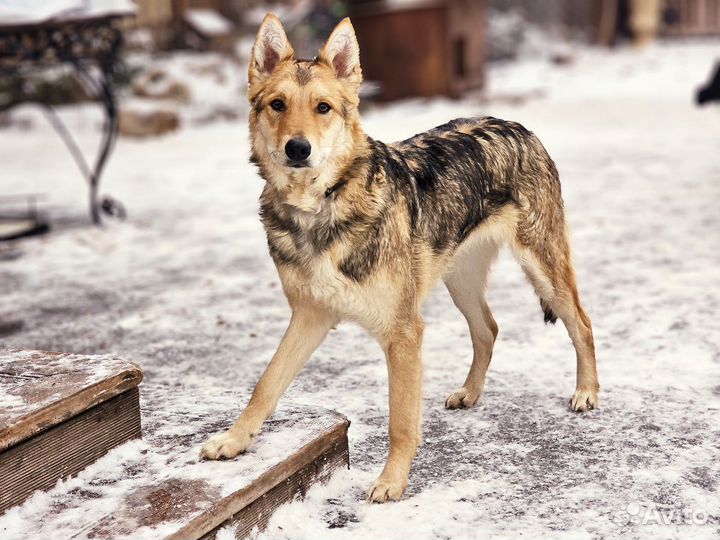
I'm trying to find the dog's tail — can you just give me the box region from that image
[540,299,558,324]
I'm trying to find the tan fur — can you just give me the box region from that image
[200,14,599,503]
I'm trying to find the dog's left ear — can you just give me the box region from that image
[319,18,362,87]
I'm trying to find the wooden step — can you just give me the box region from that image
[0,348,143,512]
[0,382,350,539]
[0,218,49,241]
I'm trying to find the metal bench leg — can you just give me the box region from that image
[41,64,124,224]
[76,63,122,224]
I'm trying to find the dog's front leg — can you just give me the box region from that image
[367,316,424,503]
[201,304,336,460]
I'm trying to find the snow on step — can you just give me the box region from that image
[0,382,350,540]
[0,349,143,512]
[0,349,142,449]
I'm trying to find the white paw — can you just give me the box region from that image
[569,388,599,412]
[445,387,480,409]
[199,430,252,460]
[366,475,407,503]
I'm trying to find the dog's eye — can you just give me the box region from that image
[270,99,285,112]
[317,102,331,114]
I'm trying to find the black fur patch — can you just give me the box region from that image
[338,212,387,281]
[384,119,520,254]
[325,177,348,198]
[293,59,319,86]
[541,300,558,324]
[295,64,313,86]
[251,95,264,116]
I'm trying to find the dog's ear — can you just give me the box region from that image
[319,18,362,87]
[249,13,294,88]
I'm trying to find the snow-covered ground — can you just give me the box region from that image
[1,40,719,539]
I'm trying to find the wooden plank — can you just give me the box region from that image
[217,434,349,540]
[0,219,35,238]
[0,387,141,512]
[662,0,720,34]
[170,421,349,540]
[0,384,350,540]
[0,349,143,451]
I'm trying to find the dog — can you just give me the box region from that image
[200,14,599,503]
[697,62,720,105]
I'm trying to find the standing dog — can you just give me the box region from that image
[201,14,599,502]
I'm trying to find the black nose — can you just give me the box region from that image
[285,138,311,162]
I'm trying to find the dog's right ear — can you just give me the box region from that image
[249,13,294,88]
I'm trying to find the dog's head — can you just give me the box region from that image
[248,14,365,213]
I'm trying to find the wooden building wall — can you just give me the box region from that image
[663,0,720,35]
[350,0,486,101]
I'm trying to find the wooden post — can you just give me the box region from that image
[629,0,662,45]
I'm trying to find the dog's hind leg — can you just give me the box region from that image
[443,240,500,409]
[512,224,599,412]
[200,303,337,460]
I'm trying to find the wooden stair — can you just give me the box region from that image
[0,349,143,512]
[0,350,350,539]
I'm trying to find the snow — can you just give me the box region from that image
[124,51,248,126]
[1,39,719,539]
[0,0,135,25]
[0,350,131,427]
[0,0,83,24]
[185,8,234,37]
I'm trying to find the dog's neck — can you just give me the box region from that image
[323,133,372,196]
[260,126,372,221]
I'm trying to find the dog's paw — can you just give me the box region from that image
[366,475,406,503]
[445,387,480,409]
[199,430,252,460]
[569,388,599,412]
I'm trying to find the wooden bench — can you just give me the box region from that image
[0,7,132,224]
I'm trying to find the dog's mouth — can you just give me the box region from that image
[286,160,310,169]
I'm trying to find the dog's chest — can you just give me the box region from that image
[286,250,356,305]
[279,249,393,333]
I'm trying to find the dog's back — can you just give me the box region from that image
[383,116,563,257]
